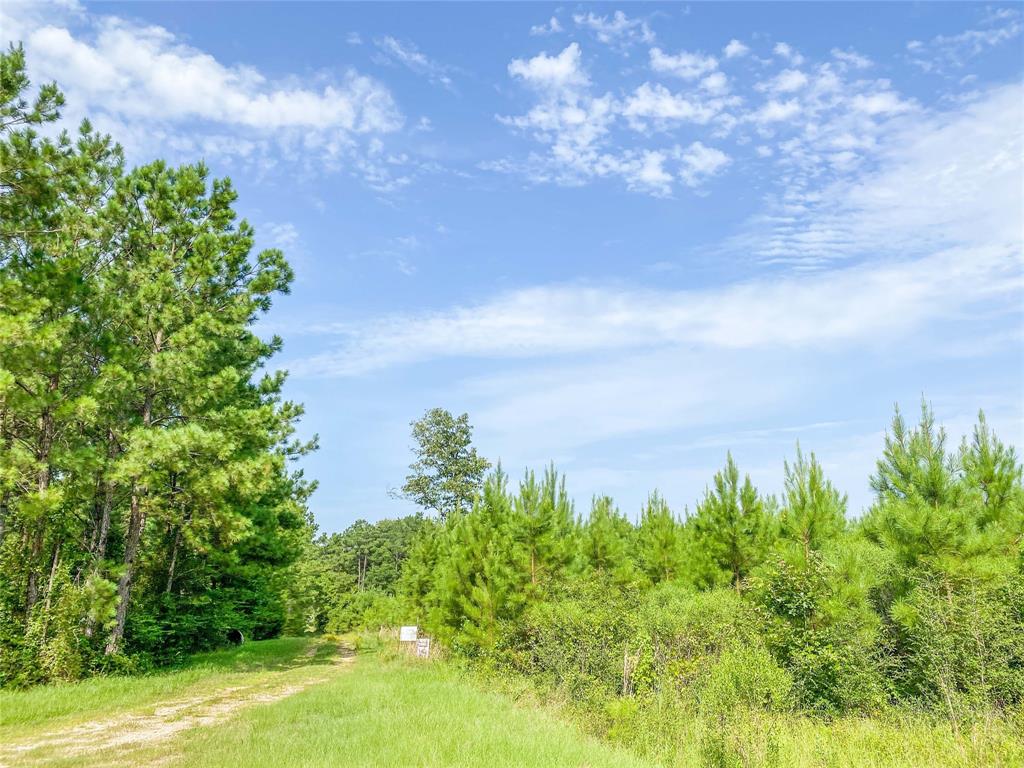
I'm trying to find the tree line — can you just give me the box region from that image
[0,47,314,685]
[305,404,1022,732]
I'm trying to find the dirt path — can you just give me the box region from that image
[1,644,354,767]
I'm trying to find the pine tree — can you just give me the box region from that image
[578,495,636,586]
[959,412,1024,536]
[692,453,774,591]
[636,490,685,584]
[864,402,971,572]
[0,49,314,679]
[433,467,528,651]
[778,445,847,562]
[510,464,575,594]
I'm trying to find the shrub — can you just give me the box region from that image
[500,579,640,700]
[751,554,885,713]
[700,643,793,715]
[888,571,1024,714]
[633,584,762,698]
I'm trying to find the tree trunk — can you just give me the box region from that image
[105,334,159,656]
[40,540,62,642]
[165,527,181,595]
[0,401,9,545]
[26,375,58,613]
[105,479,146,655]
[90,431,119,562]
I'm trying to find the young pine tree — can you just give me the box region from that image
[510,464,575,594]
[778,445,847,562]
[864,403,972,574]
[692,453,775,592]
[578,495,637,587]
[636,491,686,585]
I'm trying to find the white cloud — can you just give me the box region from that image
[529,16,563,36]
[908,8,1022,71]
[735,83,1023,268]
[295,83,1022,375]
[700,71,729,95]
[496,55,735,195]
[508,43,589,91]
[723,39,749,59]
[773,41,805,66]
[850,90,910,115]
[752,98,801,123]
[375,36,455,90]
[492,24,949,200]
[287,240,1018,379]
[649,47,719,80]
[265,222,301,252]
[678,141,730,187]
[628,150,674,195]
[27,20,401,132]
[759,68,809,93]
[573,10,654,47]
[831,48,872,69]
[621,82,719,127]
[6,5,408,189]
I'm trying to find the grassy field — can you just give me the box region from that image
[2,637,1020,768]
[0,637,646,768]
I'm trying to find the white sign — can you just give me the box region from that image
[399,625,418,642]
[415,637,431,658]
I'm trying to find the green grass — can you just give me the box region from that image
[0,636,335,738]
[4,638,1020,768]
[1,639,649,768]
[144,653,649,768]
[502,678,1024,768]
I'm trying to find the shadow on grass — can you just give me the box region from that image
[179,636,347,675]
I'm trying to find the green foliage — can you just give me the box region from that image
[700,642,793,715]
[506,580,640,700]
[636,491,686,585]
[887,572,1024,715]
[0,49,312,684]
[751,555,884,713]
[691,453,776,590]
[778,445,847,561]
[398,408,490,520]
[385,400,1022,733]
[280,515,425,634]
[633,585,762,698]
[578,495,638,586]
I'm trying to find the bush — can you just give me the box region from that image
[326,590,404,633]
[633,584,762,698]
[501,579,640,700]
[751,554,885,713]
[888,571,1024,714]
[700,643,793,715]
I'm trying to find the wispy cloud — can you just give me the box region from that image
[734,82,1022,268]
[286,242,1018,377]
[573,10,654,48]
[907,7,1022,72]
[374,35,456,91]
[292,81,1022,377]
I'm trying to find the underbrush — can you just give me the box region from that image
[396,575,1024,768]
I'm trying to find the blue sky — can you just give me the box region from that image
[6,2,1023,532]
